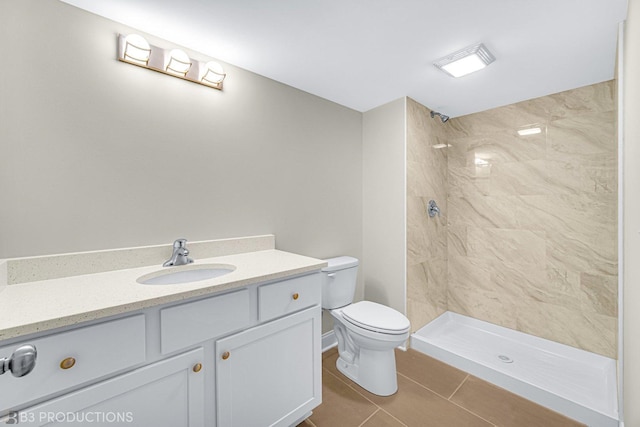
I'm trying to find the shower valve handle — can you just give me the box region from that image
[427,200,440,218]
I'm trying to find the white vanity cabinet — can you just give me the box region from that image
[215,274,322,427]
[216,306,321,427]
[0,271,322,427]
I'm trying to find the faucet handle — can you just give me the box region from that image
[173,238,187,248]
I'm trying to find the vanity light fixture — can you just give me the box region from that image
[434,43,495,78]
[517,127,542,136]
[117,34,226,90]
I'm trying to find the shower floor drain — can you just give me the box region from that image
[497,354,514,363]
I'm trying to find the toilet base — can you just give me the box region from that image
[335,347,398,396]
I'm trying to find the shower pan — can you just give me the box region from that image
[412,312,618,427]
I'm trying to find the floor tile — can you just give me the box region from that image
[355,374,494,427]
[322,347,361,390]
[314,347,584,427]
[361,410,408,427]
[395,349,468,397]
[449,376,586,427]
[308,369,378,427]
[322,347,338,360]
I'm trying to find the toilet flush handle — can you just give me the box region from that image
[327,273,336,278]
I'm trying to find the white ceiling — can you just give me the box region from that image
[60,0,627,117]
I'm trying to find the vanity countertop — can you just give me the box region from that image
[0,246,326,341]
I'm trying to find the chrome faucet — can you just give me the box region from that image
[163,238,194,267]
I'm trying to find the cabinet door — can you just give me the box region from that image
[15,348,205,427]
[216,306,321,427]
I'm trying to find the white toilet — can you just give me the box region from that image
[321,256,410,396]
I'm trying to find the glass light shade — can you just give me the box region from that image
[441,55,487,77]
[201,61,226,86]
[123,34,151,65]
[434,43,495,78]
[166,49,192,76]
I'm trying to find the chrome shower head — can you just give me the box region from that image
[430,111,450,123]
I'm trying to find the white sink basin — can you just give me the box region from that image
[137,265,236,285]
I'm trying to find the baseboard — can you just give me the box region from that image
[322,330,337,352]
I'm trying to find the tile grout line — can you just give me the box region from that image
[445,380,498,427]
[396,371,455,401]
[447,373,469,400]
[325,356,493,427]
[323,368,408,427]
[395,371,497,427]
[446,399,498,427]
[378,408,410,427]
[357,409,380,427]
[322,367,381,407]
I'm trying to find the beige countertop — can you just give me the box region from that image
[0,248,326,341]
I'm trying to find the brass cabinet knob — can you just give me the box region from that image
[292,293,299,300]
[221,351,230,360]
[60,357,76,370]
[193,363,203,373]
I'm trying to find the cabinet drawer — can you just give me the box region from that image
[258,273,321,322]
[0,315,146,414]
[160,288,250,354]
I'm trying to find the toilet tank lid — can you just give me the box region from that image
[321,256,359,272]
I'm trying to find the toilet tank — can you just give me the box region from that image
[321,256,359,309]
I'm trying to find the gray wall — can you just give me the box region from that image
[362,98,406,314]
[0,0,363,270]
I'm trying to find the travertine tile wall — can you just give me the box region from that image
[446,81,617,357]
[406,98,449,330]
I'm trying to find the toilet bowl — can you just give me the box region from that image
[321,257,410,396]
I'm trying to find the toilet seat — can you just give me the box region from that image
[341,301,410,335]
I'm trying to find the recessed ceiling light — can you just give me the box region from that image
[517,127,542,136]
[434,43,495,78]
